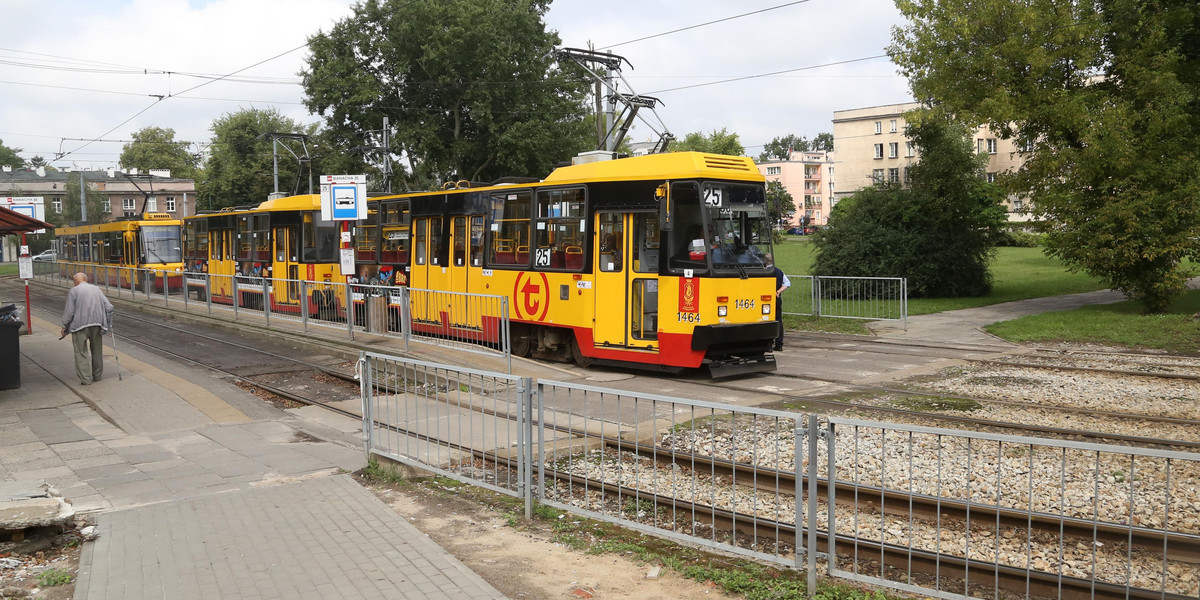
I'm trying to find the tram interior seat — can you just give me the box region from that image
[564,245,584,269]
[516,245,529,264]
[494,245,514,264]
[381,250,407,263]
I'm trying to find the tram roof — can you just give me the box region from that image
[254,194,321,212]
[542,151,765,185]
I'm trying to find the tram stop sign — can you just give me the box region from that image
[319,175,367,221]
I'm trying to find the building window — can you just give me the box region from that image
[828,166,834,176]
[52,198,62,213]
[888,142,899,158]
[986,172,997,183]
[766,166,781,176]
[874,143,884,159]
[890,119,897,133]
[1013,199,1024,211]
[814,211,821,220]
[123,198,135,211]
[166,196,176,212]
[872,168,884,183]
[102,199,110,212]
[904,167,912,182]
[874,121,882,134]
[986,139,997,154]
[888,168,900,183]
[905,142,915,157]
[976,139,985,153]
[146,198,157,212]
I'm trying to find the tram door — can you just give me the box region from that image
[593,212,661,351]
[272,225,301,307]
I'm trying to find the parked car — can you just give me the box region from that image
[785,227,804,235]
[31,249,56,262]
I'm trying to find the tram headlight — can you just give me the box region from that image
[717,306,728,317]
[763,304,771,315]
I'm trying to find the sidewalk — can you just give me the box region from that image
[1,320,507,599]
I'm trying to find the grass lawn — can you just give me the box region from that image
[772,238,1109,315]
[772,237,1197,349]
[985,288,1200,354]
[0,264,16,276]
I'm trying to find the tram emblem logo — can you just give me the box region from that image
[678,278,699,313]
[514,272,550,321]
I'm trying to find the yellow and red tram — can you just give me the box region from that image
[183,194,344,316]
[54,214,185,291]
[362,151,779,376]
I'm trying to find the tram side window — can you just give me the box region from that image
[534,188,585,270]
[380,201,410,265]
[301,212,338,262]
[633,213,661,274]
[251,215,270,261]
[470,216,484,267]
[488,190,531,267]
[414,219,426,265]
[453,218,466,267]
[237,216,251,261]
[355,208,379,262]
[668,182,706,273]
[429,217,445,266]
[105,232,123,264]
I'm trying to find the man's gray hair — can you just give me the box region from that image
[73,272,88,285]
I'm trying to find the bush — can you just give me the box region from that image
[995,229,1044,247]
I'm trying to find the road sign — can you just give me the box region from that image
[3,197,46,234]
[319,175,367,221]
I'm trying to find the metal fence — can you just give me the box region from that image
[361,352,1200,600]
[32,262,512,371]
[784,275,907,329]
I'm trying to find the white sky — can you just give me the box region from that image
[0,0,912,170]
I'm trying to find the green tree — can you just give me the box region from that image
[765,180,795,229]
[119,126,200,180]
[891,0,1200,312]
[672,128,745,156]
[811,132,833,152]
[205,108,310,209]
[812,112,1006,297]
[757,133,832,162]
[53,175,109,226]
[0,138,22,169]
[302,0,591,188]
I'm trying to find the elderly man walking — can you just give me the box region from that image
[61,272,114,385]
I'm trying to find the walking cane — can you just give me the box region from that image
[107,321,123,381]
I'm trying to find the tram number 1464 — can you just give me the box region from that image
[677,312,702,323]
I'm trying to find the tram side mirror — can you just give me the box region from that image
[656,184,671,231]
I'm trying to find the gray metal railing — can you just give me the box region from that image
[784,275,907,328]
[33,263,513,372]
[360,352,1200,600]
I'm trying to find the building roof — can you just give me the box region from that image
[0,167,193,184]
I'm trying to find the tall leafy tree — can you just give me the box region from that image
[891,0,1200,312]
[0,138,22,169]
[205,108,311,209]
[813,112,1006,297]
[53,175,109,226]
[757,132,832,162]
[672,128,745,156]
[302,0,591,188]
[119,126,200,180]
[765,180,796,228]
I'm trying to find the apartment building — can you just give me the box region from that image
[756,150,837,227]
[831,102,1030,222]
[0,166,197,221]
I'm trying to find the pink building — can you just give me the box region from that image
[756,150,836,228]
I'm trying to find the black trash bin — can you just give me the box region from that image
[0,318,22,390]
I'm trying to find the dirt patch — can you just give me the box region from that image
[361,474,735,600]
[0,523,87,600]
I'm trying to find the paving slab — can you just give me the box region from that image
[76,475,507,600]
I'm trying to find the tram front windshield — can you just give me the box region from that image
[141,225,182,264]
[701,183,772,274]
